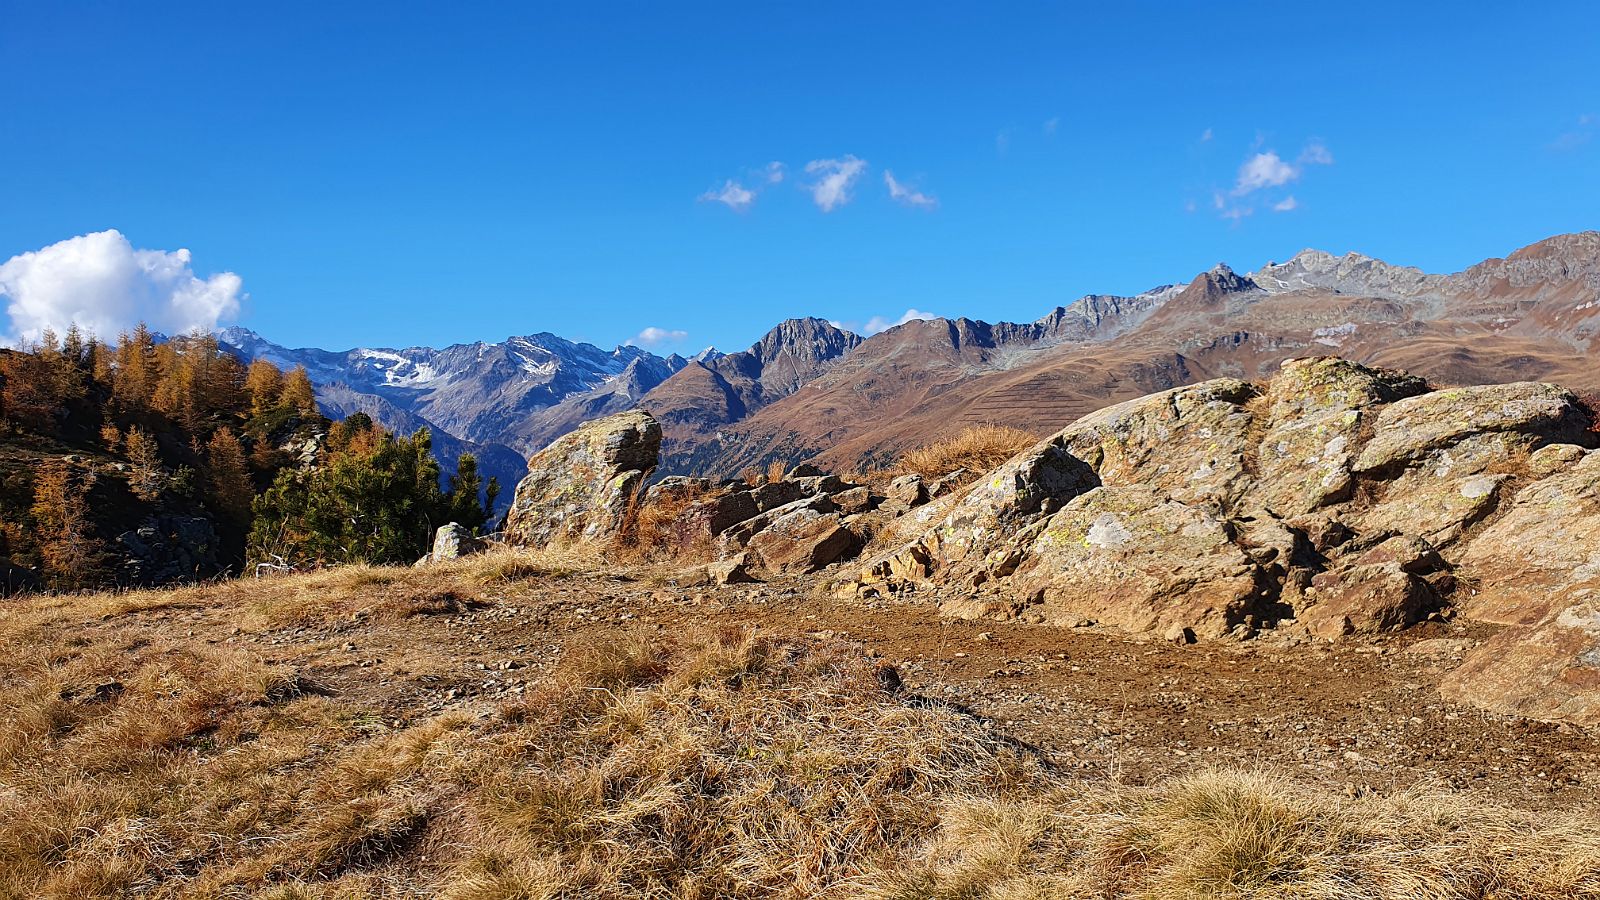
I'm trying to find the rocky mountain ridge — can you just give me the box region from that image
[223,231,1600,493]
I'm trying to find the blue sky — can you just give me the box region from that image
[2,1,1597,354]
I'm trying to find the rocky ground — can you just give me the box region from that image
[103,566,1600,812]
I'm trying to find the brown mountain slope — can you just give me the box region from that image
[690,232,1600,475]
[638,317,863,472]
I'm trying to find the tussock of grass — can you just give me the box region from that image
[1578,390,1600,437]
[1,585,1597,899]
[896,424,1039,486]
[865,770,1600,899]
[614,481,718,563]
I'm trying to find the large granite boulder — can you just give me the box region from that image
[503,410,661,546]
[805,354,1600,725]
[1455,449,1600,626]
[1352,382,1590,475]
[1247,357,1428,516]
[1055,378,1259,508]
[1008,485,1270,639]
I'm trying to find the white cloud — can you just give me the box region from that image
[1552,114,1597,152]
[803,155,867,212]
[1233,151,1298,195]
[1044,117,1060,135]
[0,229,242,346]
[1299,142,1334,166]
[765,161,786,183]
[1200,127,1214,142]
[698,179,756,211]
[1218,140,1333,218]
[625,326,689,348]
[995,130,1011,154]
[884,170,937,209]
[862,308,937,336]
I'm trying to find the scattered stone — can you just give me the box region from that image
[747,509,859,574]
[429,522,486,563]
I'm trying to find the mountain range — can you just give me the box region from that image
[220,231,1600,497]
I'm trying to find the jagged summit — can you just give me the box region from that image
[1251,248,1444,299]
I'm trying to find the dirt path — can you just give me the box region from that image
[116,572,1600,810]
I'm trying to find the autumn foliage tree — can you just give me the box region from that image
[30,459,106,589]
[205,427,255,524]
[0,321,488,586]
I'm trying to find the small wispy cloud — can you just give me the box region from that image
[1233,142,1334,196]
[831,308,939,336]
[626,326,688,348]
[1551,113,1597,152]
[765,161,786,183]
[995,129,1011,154]
[1200,127,1214,143]
[1233,151,1298,195]
[1044,117,1060,136]
[698,179,756,211]
[884,170,937,209]
[1298,142,1334,166]
[1213,139,1333,220]
[804,155,868,212]
[865,308,938,335]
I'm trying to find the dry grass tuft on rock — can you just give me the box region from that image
[1579,390,1600,436]
[895,424,1039,486]
[614,480,720,562]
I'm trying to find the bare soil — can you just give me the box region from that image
[92,569,1600,812]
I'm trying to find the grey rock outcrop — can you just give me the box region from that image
[503,410,662,546]
[851,356,1600,725]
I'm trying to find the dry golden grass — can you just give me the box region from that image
[1579,390,1600,436]
[895,424,1038,486]
[614,481,718,564]
[1,574,1597,899]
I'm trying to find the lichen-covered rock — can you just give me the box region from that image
[886,474,928,509]
[1248,357,1428,515]
[1361,472,1509,548]
[1008,485,1269,639]
[860,440,1099,587]
[1300,562,1437,640]
[680,490,760,537]
[1055,378,1259,507]
[503,410,661,546]
[1352,382,1589,475]
[718,494,837,552]
[832,355,1600,724]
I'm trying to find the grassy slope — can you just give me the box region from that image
[0,551,1597,899]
